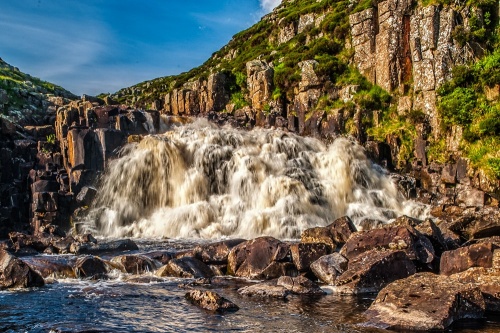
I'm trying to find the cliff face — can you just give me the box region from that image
[107,0,498,195]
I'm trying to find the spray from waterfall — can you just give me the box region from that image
[84,119,429,239]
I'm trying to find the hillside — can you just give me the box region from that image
[105,0,499,193]
[0,57,77,125]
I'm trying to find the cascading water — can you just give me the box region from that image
[85,119,429,239]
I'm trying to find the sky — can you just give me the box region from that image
[0,0,281,96]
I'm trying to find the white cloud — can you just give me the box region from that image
[260,0,281,13]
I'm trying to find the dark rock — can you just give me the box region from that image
[39,224,66,237]
[328,216,357,244]
[73,256,108,279]
[310,253,348,285]
[227,237,293,279]
[440,242,498,276]
[363,272,485,330]
[441,164,457,184]
[0,250,45,289]
[31,180,59,193]
[143,250,172,265]
[51,236,75,254]
[195,239,246,265]
[453,267,500,312]
[358,219,385,231]
[238,282,290,298]
[185,290,239,313]
[290,242,332,271]
[414,218,448,256]
[76,186,97,207]
[340,225,435,265]
[111,254,157,274]
[156,257,214,279]
[24,256,75,279]
[70,239,138,255]
[277,275,325,295]
[334,249,416,294]
[73,233,97,244]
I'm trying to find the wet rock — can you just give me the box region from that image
[39,224,66,237]
[111,254,157,274]
[185,290,239,313]
[24,256,75,279]
[328,216,357,244]
[440,242,498,276]
[9,232,52,253]
[238,282,290,298]
[334,249,416,294]
[73,256,108,279]
[143,250,172,265]
[195,239,246,265]
[73,233,97,244]
[227,237,293,279]
[156,257,214,279]
[310,253,348,285]
[414,218,448,256]
[51,236,75,254]
[453,266,500,312]
[290,242,332,272]
[70,239,138,255]
[363,272,485,330]
[76,186,97,207]
[340,225,435,265]
[277,276,325,295]
[0,250,45,289]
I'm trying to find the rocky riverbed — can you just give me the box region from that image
[1,212,499,332]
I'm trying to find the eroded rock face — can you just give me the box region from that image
[0,250,45,289]
[363,272,485,330]
[334,249,416,294]
[227,237,293,279]
[247,60,274,111]
[185,290,239,313]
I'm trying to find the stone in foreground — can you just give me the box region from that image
[111,254,157,274]
[0,250,45,289]
[363,272,485,331]
[440,242,498,276]
[185,290,239,313]
[238,282,290,298]
[310,253,348,285]
[73,256,108,279]
[277,275,325,295]
[334,249,416,294]
[156,257,214,279]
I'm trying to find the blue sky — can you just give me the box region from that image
[0,0,280,95]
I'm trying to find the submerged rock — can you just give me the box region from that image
[277,275,325,295]
[0,250,45,289]
[185,290,239,313]
[363,272,485,330]
[238,282,290,298]
[24,256,75,279]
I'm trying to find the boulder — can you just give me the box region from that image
[185,290,239,313]
[194,239,246,265]
[340,225,435,265]
[70,239,138,255]
[363,273,485,330]
[440,242,498,276]
[290,242,332,272]
[51,236,75,254]
[0,250,45,289]
[300,227,337,248]
[310,253,348,285]
[143,250,173,265]
[111,254,157,274]
[277,276,325,295]
[24,256,75,279]
[334,249,416,294]
[156,257,214,279]
[227,237,293,279]
[238,282,290,298]
[73,256,108,279]
[453,266,500,312]
[328,216,357,244]
[76,186,97,207]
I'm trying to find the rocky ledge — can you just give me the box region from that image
[2,212,499,330]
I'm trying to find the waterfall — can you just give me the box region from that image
[85,119,429,239]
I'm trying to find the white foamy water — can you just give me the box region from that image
[84,119,428,239]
